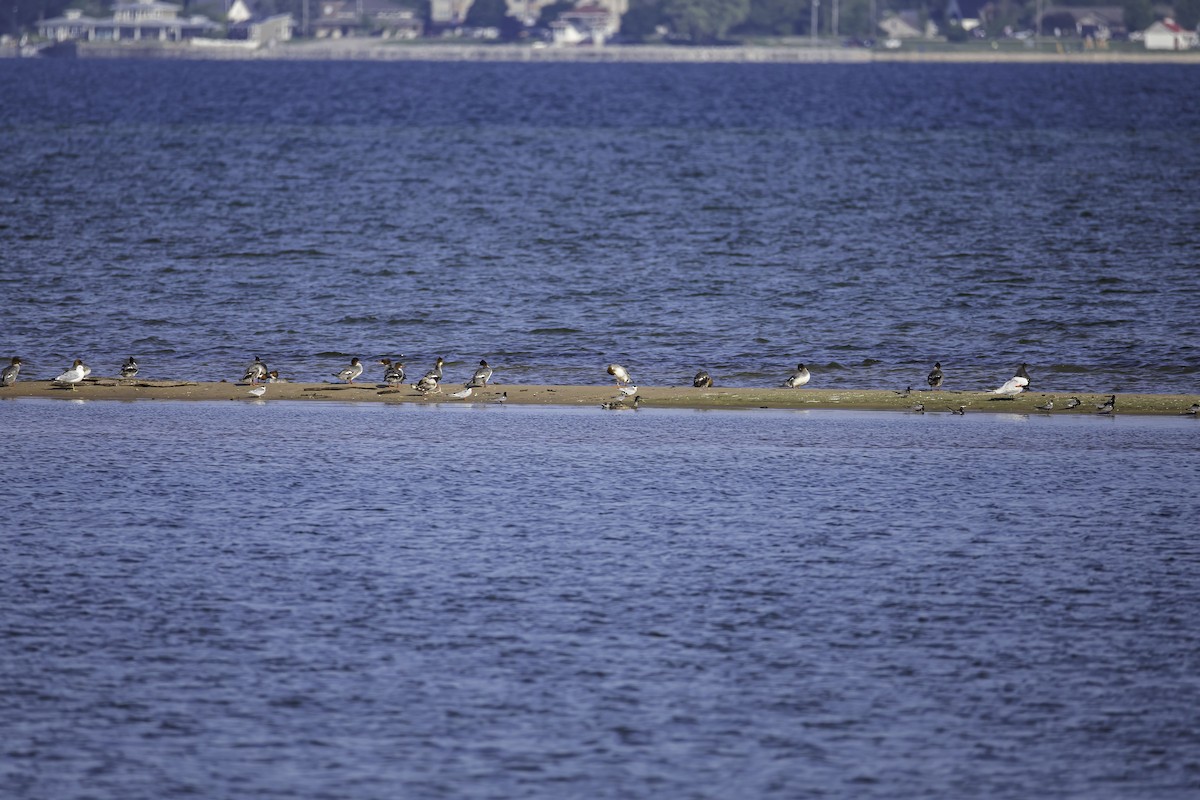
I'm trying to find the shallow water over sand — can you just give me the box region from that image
[2,400,1198,798]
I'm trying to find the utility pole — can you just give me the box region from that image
[811,0,819,43]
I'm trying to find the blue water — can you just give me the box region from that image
[1,399,1199,799]
[1,61,1198,392]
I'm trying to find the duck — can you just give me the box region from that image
[783,363,810,388]
[466,359,493,388]
[607,363,632,386]
[1097,395,1116,415]
[1015,362,1032,388]
[693,369,713,388]
[334,357,363,384]
[120,357,139,379]
[413,374,440,394]
[927,361,943,390]
[601,395,641,410]
[379,358,405,386]
[54,359,88,390]
[243,356,268,385]
[423,357,445,382]
[1,356,21,386]
[267,370,286,383]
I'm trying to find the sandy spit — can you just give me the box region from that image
[2,379,1196,416]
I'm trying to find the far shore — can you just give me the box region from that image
[3,379,1196,416]
[6,38,1200,64]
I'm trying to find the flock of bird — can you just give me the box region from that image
[4,354,1198,416]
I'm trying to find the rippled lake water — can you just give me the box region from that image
[2,399,1199,798]
[1,61,1198,392]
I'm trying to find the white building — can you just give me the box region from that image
[1143,18,1197,50]
[39,3,221,42]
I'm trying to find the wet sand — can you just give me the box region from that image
[3,379,1195,415]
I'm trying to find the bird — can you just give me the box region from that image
[1035,398,1054,412]
[616,385,638,397]
[948,406,966,415]
[379,358,405,386]
[990,376,1028,395]
[334,357,363,384]
[1065,397,1082,409]
[54,359,88,390]
[1015,362,1031,388]
[120,357,139,379]
[248,385,266,398]
[1,357,21,386]
[927,361,943,390]
[493,392,507,405]
[413,374,440,394]
[783,363,810,388]
[450,386,473,399]
[1182,403,1200,417]
[79,361,92,379]
[601,395,641,410]
[1097,395,1116,415]
[466,360,493,388]
[909,403,925,413]
[243,356,268,385]
[267,370,286,383]
[693,370,713,388]
[607,363,632,386]
[895,386,912,397]
[424,357,445,382]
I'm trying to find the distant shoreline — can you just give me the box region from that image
[7,39,1200,64]
[3,380,1195,416]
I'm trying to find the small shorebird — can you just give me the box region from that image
[927,361,943,390]
[379,358,405,386]
[607,363,632,386]
[990,376,1028,395]
[948,406,966,415]
[120,357,139,379]
[783,363,810,388]
[601,395,641,410]
[248,385,266,398]
[693,370,713,388]
[895,386,912,397]
[909,403,925,414]
[334,357,363,384]
[467,359,493,388]
[1097,395,1116,415]
[243,356,268,385]
[450,386,473,399]
[493,392,507,405]
[1035,397,1055,412]
[1065,397,1082,409]
[1,356,21,386]
[54,359,88,390]
[1182,403,1200,416]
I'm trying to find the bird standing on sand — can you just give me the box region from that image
[248,385,266,398]
[1065,397,1081,409]
[120,357,139,379]
[601,395,641,410]
[467,360,493,388]
[927,362,943,390]
[990,375,1028,395]
[1,357,21,386]
[693,370,713,388]
[267,371,285,383]
[1097,395,1116,415]
[243,356,268,385]
[783,364,810,388]
[450,386,473,399]
[494,392,507,405]
[1035,398,1054,412]
[607,364,632,387]
[909,403,925,414]
[54,359,88,390]
[379,358,405,386]
[1182,403,1200,416]
[334,357,363,384]
[616,385,638,397]
[414,373,440,394]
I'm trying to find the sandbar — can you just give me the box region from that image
[2,379,1195,416]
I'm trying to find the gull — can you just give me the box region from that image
[990,376,1028,395]
[248,385,266,398]
[927,361,943,390]
[1065,397,1081,409]
[909,403,925,414]
[54,359,88,390]
[466,360,493,388]
[783,363,810,388]
[450,386,473,399]
[120,357,139,379]
[379,358,405,386]
[1035,397,1055,412]
[1,357,21,386]
[243,356,268,385]
[1096,395,1116,415]
[1182,403,1200,416]
[334,357,363,384]
[693,370,713,388]
[948,405,966,415]
[607,363,632,386]
[601,395,641,410]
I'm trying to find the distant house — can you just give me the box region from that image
[39,3,221,42]
[878,11,933,39]
[1038,6,1125,39]
[313,0,423,39]
[228,13,295,44]
[1143,18,1197,50]
[551,4,619,45]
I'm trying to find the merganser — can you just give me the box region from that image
[693,370,713,388]
[601,395,641,410]
[1,357,21,386]
[243,357,268,385]
[466,360,493,388]
[379,359,405,386]
[607,363,632,386]
[334,357,363,384]
[120,357,138,379]
[927,361,943,390]
[783,364,810,388]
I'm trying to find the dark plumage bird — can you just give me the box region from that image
[413,373,440,394]
[1,356,21,386]
[601,394,641,410]
[120,357,139,379]
[1015,362,1031,388]
[243,356,268,385]
[1096,395,1116,415]
[1065,397,1082,409]
[1182,403,1200,417]
[693,370,713,388]
[927,361,943,390]
[380,358,405,386]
